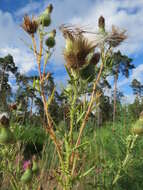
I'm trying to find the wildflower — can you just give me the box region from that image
[32,155,39,174]
[60,25,95,70]
[0,112,9,127]
[108,26,127,47]
[9,103,17,111]
[94,25,127,48]
[22,15,38,36]
[21,162,33,184]
[45,29,56,48]
[0,127,14,144]
[23,160,31,171]
[38,4,53,27]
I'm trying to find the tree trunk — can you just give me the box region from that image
[113,73,118,123]
[1,67,7,111]
[30,97,34,119]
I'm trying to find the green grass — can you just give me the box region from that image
[1,120,143,189]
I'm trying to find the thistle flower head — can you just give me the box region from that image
[0,112,9,127]
[22,15,38,36]
[60,25,96,70]
[23,160,31,171]
[9,103,17,111]
[93,25,127,48]
[108,26,127,47]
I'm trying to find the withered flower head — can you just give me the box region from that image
[98,16,105,32]
[22,15,38,36]
[108,26,127,47]
[9,103,17,111]
[94,24,127,48]
[60,25,96,70]
[0,113,9,127]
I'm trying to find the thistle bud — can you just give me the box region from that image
[46,4,53,14]
[0,113,9,127]
[21,166,33,184]
[32,155,39,174]
[98,16,105,33]
[131,114,143,135]
[131,127,143,135]
[45,31,56,48]
[38,4,53,27]
[38,14,51,27]
[0,127,14,145]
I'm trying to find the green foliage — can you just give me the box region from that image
[1,3,143,190]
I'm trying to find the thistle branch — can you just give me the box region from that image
[31,34,63,165]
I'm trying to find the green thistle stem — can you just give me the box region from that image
[112,134,138,186]
[69,76,78,143]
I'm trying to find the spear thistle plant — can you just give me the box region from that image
[0,5,138,190]
[20,5,129,189]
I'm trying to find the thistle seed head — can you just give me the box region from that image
[22,15,38,36]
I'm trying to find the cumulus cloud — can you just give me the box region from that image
[1,0,143,103]
[132,64,143,82]
[12,0,143,68]
[69,0,143,55]
[0,47,36,74]
[0,10,37,74]
[15,2,41,17]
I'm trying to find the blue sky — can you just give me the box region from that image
[0,0,143,103]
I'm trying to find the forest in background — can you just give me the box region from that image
[1,4,143,190]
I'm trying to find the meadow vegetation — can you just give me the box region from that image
[0,3,143,190]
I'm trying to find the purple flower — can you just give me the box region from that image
[23,160,31,171]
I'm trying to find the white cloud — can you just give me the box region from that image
[1,0,143,100]
[13,0,143,69]
[15,2,41,17]
[132,64,143,82]
[69,0,143,55]
[121,94,135,104]
[0,10,37,74]
[0,47,36,74]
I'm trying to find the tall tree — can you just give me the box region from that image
[0,54,17,111]
[111,51,134,123]
[131,79,143,98]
